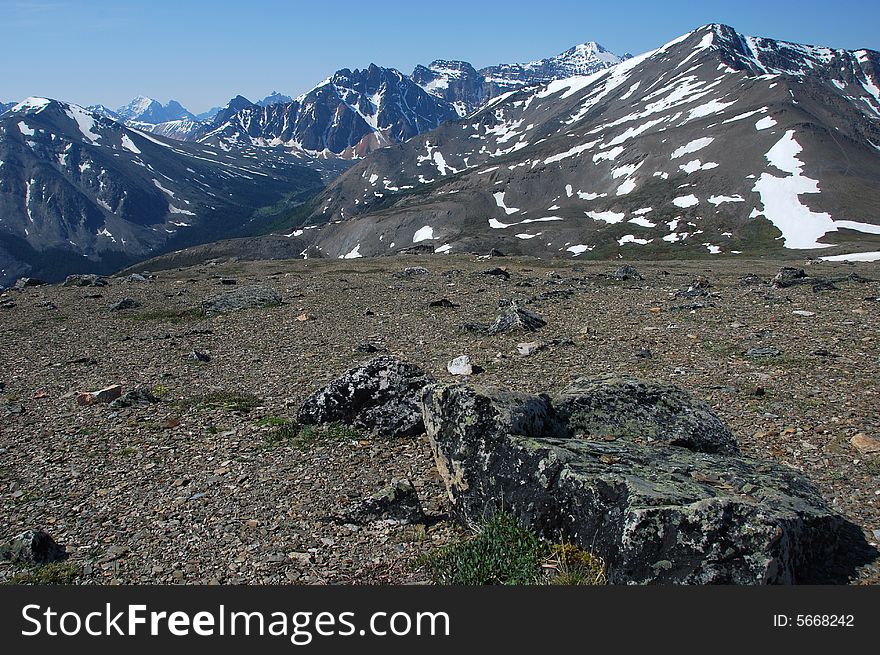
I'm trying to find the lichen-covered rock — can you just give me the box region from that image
[63,274,108,287]
[612,265,642,281]
[344,479,425,524]
[0,529,67,564]
[772,267,807,288]
[553,375,738,454]
[422,382,870,584]
[202,285,282,314]
[298,356,435,438]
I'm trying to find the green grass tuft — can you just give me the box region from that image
[5,561,81,585]
[417,511,605,586]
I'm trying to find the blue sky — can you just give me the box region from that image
[2,0,878,114]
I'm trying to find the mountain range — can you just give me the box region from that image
[0,97,323,285]
[2,25,879,284]
[272,24,880,261]
[74,41,629,157]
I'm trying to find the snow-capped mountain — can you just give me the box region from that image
[0,97,323,285]
[411,42,629,116]
[1,102,15,115]
[281,24,880,261]
[257,91,294,107]
[195,106,223,122]
[115,96,197,124]
[195,65,460,159]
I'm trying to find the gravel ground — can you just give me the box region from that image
[1,254,878,584]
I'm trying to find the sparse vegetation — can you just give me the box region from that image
[417,511,606,586]
[127,308,204,324]
[179,391,261,412]
[5,561,81,585]
[258,418,360,449]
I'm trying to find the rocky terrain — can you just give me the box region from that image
[1,254,878,584]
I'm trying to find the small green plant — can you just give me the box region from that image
[259,419,359,449]
[5,561,81,585]
[864,458,880,476]
[152,384,170,398]
[543,543,607,585]
[418,512,606,586]
[180,391,260,413]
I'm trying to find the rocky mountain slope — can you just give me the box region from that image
[285,24,880,261]
[0,98,323,285]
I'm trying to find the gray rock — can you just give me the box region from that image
[63,274,108,287]
[109,298,141,312]
[612,264,642,281]
[396,267,430,277]
[202,285,282,314]
[772,267,807,288]
[109,385,159,408]
[344,479,425,524]
[298,356,435,438]
[14,277,47,289]
[422,382,870,584]
[489,302,546,334]
[0,529,67,564]
[123,274,148,282]
[553,375,738,454]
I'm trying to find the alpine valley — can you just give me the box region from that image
[2,24,880,284]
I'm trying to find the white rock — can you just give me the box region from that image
[517,342,541,356]
[792,310,816,317]
[447,355,473,376]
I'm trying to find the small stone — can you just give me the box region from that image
[612,265,642,281]
[447,355,474,376]
[428,298,459,308]
[219,278,237,285]
[109,298,141,312]
[772,267,807,288]
[635,348,653,359]
[109,385,159,408]
[792,310,816,317]
[344,479,425,525]
[398,267,429,277]
[188,350,211,362]
[481,267,510,279]
[77,384,123,406]
[296,312,315,321]
[517,342,541,356]
[851,434,880,456]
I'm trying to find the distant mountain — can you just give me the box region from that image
[87,104,121,121]
[257,91,294,107]
[115,96,197,124]
[0,97,323,285]
[195,106,222,121]
[412,42,629,116]
[281,24,880,261]
[1,102,14,115]
[195,66,460,158]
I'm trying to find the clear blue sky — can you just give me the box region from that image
[2,0,878,114]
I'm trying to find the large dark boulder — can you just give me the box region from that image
[1,529,67,565]
[298,356,435,438]
[422,382,871,584]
